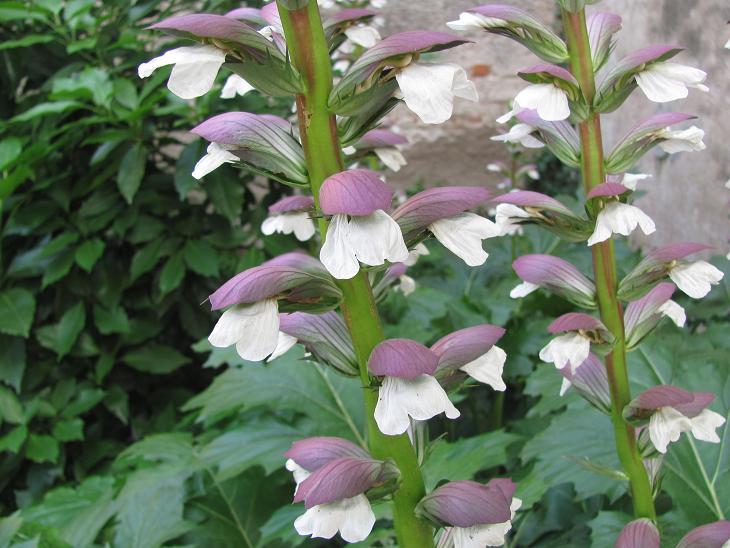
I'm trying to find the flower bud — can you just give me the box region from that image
[225,7,265,26]
[348,129,409,172]
[616,519,660,548]
[558,353,611,414]
[587,12,622,71]
[285,436,369,478]
[512,254,596,308]
[676,521,730,548]
[514,109,581,166]
[624,282,685,349]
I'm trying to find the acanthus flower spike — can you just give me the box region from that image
[261,195,316,242]
[430,325,507,391]
[417,479,521,548]
[392,186,498,266]
[369,339,460,435]
[557,353,612,414]
[207,253,342,361]
[511,254,596,308]
[318,169,408,279]
[586,183,656,246]
[446,5,568,64]
[539,313,612,373]
[615,519,660,548]
[676,521,730,548]
[624,386,726,454]
[624,282,685,349]
[513,64,581,122]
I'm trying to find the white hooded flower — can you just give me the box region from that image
[220,74,255,99]
[452,498,522,548]
[394,274,417,296]
[374,375,460,435]
[635,62,709,103]
[657,125,706,154]
[621,173,652,191]
[649,406,726,454]
[668,260,724,299]
[261,211,316,242]
[208,299,280,361]
[510,281,539,299]
[459,346,507,391]
[267,331,299,363]
[491,123,545,149]
[192,142,238,179]
[539,332,591,373]
[320,210,409,279]
[374,148,408,172]
[513,83,570,121]
[344,25,381,48]
[404,242,430,266]
[285,458,311,487]
[294,494,375,543]
[495,203,531,236]
[138,45,226,99]
[429,213,501,266]
[587,202,656,246]
[396,62,478,124]
[657,300,686,327]
[447,12,507,31]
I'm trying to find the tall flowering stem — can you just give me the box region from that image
[561,7,656,519]
[276,3,434,545]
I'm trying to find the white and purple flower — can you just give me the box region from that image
[262,196,316,242]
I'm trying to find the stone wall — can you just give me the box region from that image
[379,0,730,254]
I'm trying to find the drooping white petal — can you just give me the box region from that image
[460,346,507,391]
[429,213,501,267]
[453,519,513,548]
[267,331,298,363]
[669,260,725,299]
[510,281,540,299]
[587,202,656,246]
[649,406,692,454]
[514,83,570,121]
[221,74,255,99]
[635,62,708,103]
[657,125,706,154]
[657,299,686,327]
[491,123,545,148]
[344,25,381,48]
[404,242,430,266]
[396,62,478,124]
[348,210,409,267]
[495,203,531,236]
[396,274,417,296]
[192,142,238,180]
[689,409,726,444]
[447,12,507,31]
[294,494,375,543]
[559,377,572,397]
[374,375,460,435]
[374,148,408,172]
[138,45,226,99]
[285,458,311,486]
[262,212,316,242]
[486,163,503,173]
[538,332,590,373]
[527,168,540,180]
[320,214,359,280]
[208,300,280,361]
[621,173,652,191]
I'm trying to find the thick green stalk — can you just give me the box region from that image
[276,3,434,545]
[562,8,656,519]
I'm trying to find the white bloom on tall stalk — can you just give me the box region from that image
[396,63,478,124]
[511,83,570,121]
[192,142,238,180]
[294,495,375,543]
[343,25,381,49]
[668,260,725,299]
[452,498,522,548]
[657,125,706,154]
[539,332,590,373]
[620,173,652,191]
[447,11,508,31]
[491,123,545,148]
[429,213,501,266]
[220,74,255,99]
[267,331,298,363]
[635,62,709,103]
[510,281,539,298]
[261,196,317,242]
[373,147,407,172]
[495,203,530,236]
[138,45,226,99]
[649,404,726,454]
[208,299,280,361]
[404,242,429,266]
[587,201,656,246]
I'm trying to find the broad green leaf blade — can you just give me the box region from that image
[35,302,86,359]
[116,143,146,204]
[0,289,35,338]
[122,344,190,375]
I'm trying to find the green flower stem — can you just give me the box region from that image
[562,8,656,520]
[276,3,434,546]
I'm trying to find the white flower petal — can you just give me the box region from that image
[495,203,531,236]
[396,62,477,124]
[344,25,381,48]
[649,406,692,454]
[490,123,545,148]
[587,202,656,246]
[404,242,430,266]
[267,331,298,363]
[636,61,708,103]
[374,148,408,172]
[320,214,359,279]
[138,45,226,99]
[538,332,590,373]
[689,409,726,444]
[294,494,375,543]
[262,212,315,241]
[220,74,255,99]
[514,83,570,121]
[621,172,651,191]
[669,260,725,299]
[430,213,500,266]
[396,274,417,296]
[348,210,409,267]
[559,377,572,397]
[208,300,280,361]
[453,519,513,548]
[510,281,539,299]
[374,375,460,435]
[657,299,686,327]
[285,458,311,487]
[657,125,706,153]
[192,142,238,180]
[460,346,507,391]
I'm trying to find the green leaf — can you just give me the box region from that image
[183,240,219,277]
[0,3,49,22]
[93,304,130,335]
[130,239,165,282]
[41,249,76,288]
[26,434,59,463]
[0,425,27,453]
[61,387,105,418]
[205,176,244,222]
[52,418,84,442]
[0,289,35,338]
[74,239,105,272]
[51,67,113,107]
[0,335,25,392]
[117,433,194,466]
[0,137,23,170]
[174,140,203,199]
[0,385,23,424]
[11,101,83,123]
[0,511,23,546]
[112,80,138,110]
[0,34,54,50]
[258,505,307,548]
[35,302,86,359]
[158,252,185,294]
[587,511,631,548]
[122,344,190,375]
[116,144,146,204]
